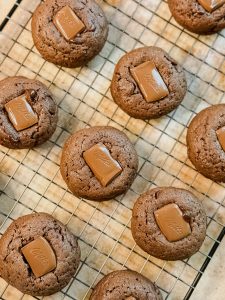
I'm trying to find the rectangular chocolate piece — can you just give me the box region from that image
[53,5,85,41]
[216,127,225,152]
[83,143,122,187]
[5,94,38,131]
[130,61,169,103]
[154,203,191,242]
[21,236,56,278]
[197,0,225,12]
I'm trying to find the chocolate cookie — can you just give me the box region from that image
[0,212,80,296]
[90,270,163,300]
[32,0,108,68]
[131,187,206,261]
[0,76,58,149]
[168,0,225,34]
[60,126,138,201]
[110,46,187,120]
[187,104,225,182]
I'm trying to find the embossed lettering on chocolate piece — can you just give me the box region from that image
[5,94,38,131]
[21,236,56,278]
[53,5,85,41]
[216,126,225,152]
[130,61,169,103]
[83,143,122,187]
[154,203,191,242]
[197,0,225,12]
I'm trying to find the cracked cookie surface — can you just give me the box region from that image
[131,187,206,261]
[110,46,187,120]
[0,76,58,149]
[0,212,80,296]
[32,0,108,68]
[168,0,225,34]
[187,104,225,182]
[60,126,138,201]
[90,270,163,300]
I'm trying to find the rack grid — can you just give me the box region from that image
[0,0,225,299]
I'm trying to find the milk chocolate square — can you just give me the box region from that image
[154,203,191,242]
[5,94,38,131]
[131,61,169,103]
[216,127,225,152]
[53,6,85,41]
[83,143,122,187]
[197,0,225,12]
[21,236,56,278]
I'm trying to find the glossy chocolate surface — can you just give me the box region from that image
[131,61,169,102]
[198,0,225,12]
[154,203,191,242]
[21,236,56,278]
[5,94,38,131]
[83,143,122,187]
[54,5,85,40]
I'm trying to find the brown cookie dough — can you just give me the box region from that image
[0,213,80,296]
[32,0,108,68]
[90,270,163,300]
[168,0,225,34]
[131,187,206,261]
[110,46,187,120]
[0,76,58,149]
[187,104,225,182]
[60,126,138,201]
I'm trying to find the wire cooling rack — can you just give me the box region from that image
[0,0,225,299]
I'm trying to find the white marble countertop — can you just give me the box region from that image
[0,0,16,24]
[190,236,225,300]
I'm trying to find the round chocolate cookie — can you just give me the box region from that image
[60,126,138,201]
[32,0,108,68]
[131,187,206,261]
[187,104,225,182]
[168,0,225,34]
[110,46,187,120]
[0,76,58,149]
[90,270,163,300]
[0,212,80,296]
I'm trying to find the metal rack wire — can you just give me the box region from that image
[0,0,225,299]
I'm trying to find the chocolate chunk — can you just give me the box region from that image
[154,203,191,242]
[5,94,38,131]
[197,0,225,12]
[83,143,122,187]
[130,61,169,103]
[29,90,37,100]
[21,236,56,278]
[216,126,225,152]
[53,6,85,41]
